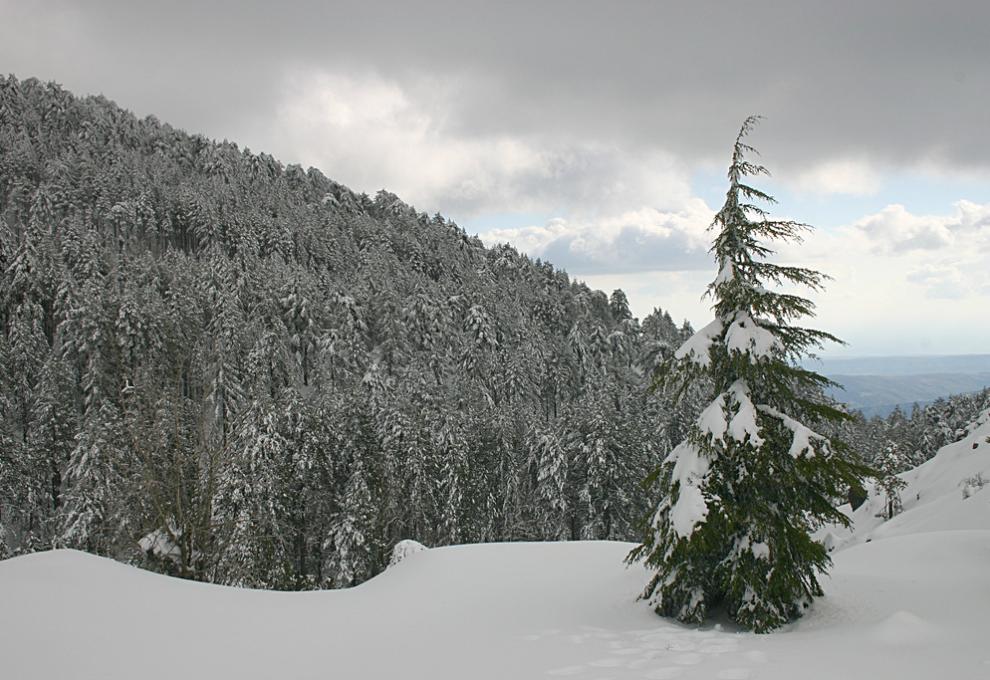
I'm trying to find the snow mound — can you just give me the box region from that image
[3,530,989,679]
[388,539,428,567]
[871,610,935,646]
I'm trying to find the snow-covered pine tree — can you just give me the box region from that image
[628,117,870,633]
[875,441,907,519]
[60,401,130,555]
[325,450,376,587]
[528,423,569,540]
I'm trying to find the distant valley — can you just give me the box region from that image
[808,355,990,417]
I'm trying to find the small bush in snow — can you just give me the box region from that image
[389,539,428,567]
[961,473,987,500]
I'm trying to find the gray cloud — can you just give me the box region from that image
[4,1,989,354]
[4,0,989,176]
[540,225,713,276]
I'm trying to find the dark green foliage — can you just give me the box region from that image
[629,117,872,633]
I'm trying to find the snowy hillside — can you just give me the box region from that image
[2,417,989,680]
[823,407,990,549]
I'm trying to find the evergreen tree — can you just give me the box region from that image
[60,401,130,555]
[325,451,376,587]
[529,424,569,540]
[875,442,907,519]
[436,416,469,545]
[628,117,870,633]
[212,398,294,588]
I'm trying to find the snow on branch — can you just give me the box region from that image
[757,405,829,458]
[713,258,734,286]
[697,398,728,445]
[664,441,711,539]
[725,311,782,360]
[733,532,771,561]
[727,380,764,447]
[696,380,765,449]
[674,318,723,368]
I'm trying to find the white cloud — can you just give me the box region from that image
[906,263,967,299]
[478,201,714,275]
[475,184,990,355]
[791,159,882,196]
[851,200,990,254]
[764,201,990,354]
[261,69,548,215]
[578,269,715,327]
[854,204,953,251]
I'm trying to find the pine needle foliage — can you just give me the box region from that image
[627,116,872,633]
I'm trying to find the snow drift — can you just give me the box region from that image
[1,414,989,680]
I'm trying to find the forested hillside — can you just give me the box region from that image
[0,76,700,588]
[841,387,990,478]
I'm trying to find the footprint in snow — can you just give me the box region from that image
[716,669,752,679]
[744,650,768,664]
[626,657,655,670]
[588,658,625,668]
[546,665,586,676]
[610,647,647,656]
[665,638,698,652]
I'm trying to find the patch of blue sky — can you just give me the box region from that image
[690,167,990,230]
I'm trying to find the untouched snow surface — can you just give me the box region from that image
[2,418,990,679]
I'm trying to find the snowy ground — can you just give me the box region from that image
[2,415,989,680]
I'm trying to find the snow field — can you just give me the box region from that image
[1,413,989,679]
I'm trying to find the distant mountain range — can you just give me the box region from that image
[807,355,990,417]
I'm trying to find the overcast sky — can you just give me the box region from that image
[3,0,989,356]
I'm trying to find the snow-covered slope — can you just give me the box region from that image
[2,417,989,680]
[825,407,990,550]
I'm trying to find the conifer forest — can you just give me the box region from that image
[0,77,704,588]
[1,76,987,603]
